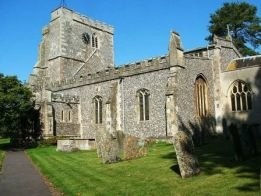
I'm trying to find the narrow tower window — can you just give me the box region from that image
[68,110,72,122]
[61,110,64,122]
[92,33,98,48]
[94,96,102,124]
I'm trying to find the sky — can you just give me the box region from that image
[0,0,260,82]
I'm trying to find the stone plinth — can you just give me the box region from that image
[57,139,96,152]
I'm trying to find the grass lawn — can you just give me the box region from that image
[0,138,10,171]
[27,137,261,195]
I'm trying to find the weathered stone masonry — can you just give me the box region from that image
[29,7,261,145]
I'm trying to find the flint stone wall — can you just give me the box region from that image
[123,69,169,138]
[176,57,215,132]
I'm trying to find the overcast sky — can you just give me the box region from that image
[0,0,260,81]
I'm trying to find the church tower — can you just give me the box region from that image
[28,6,115,137]
[31,7,114,83]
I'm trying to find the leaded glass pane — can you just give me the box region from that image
[145,94,149,120]
[236,93,241,111]
[247,92,252,110]
[139,94,144,121]
[231,94,236,111]
[242,93,247,111]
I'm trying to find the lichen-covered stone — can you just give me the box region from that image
[95,129,147,163]
[173,131,200,178]
[123,135,147,160]
[95,127,120,163]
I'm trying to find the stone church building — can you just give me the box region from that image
[29,7,261,147]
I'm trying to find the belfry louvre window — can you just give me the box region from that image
[68,110,72,122]
[138,89,150,121]
[195,76,208,117]
[230,81,252,112]
[92,34,98,48]
[61,110,64,122]
[94,96,102,124]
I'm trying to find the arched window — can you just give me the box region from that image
[195,75,208,118]
[230,80,252,112]
[137,89,150,121]
[92,33,98,48]
[93,96,102,124]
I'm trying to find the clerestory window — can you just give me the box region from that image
[230,80,252,112]
[94,96,102,124]
[195,75,208,118]
[138,89,150,121]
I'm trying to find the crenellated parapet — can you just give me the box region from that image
[52,93,80,104]
[49,55,169,91]
[51,7,113,34]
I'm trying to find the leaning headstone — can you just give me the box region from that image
[239,124,258,158]
[173,131,200,178]
[229,123,244,161]
[95,127,120,164]
[247,125,258,156]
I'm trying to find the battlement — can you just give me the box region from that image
[49,55,169,91]
[51,7,114,34]
[119,55,168,69]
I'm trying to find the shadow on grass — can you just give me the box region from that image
[170,164,181,177]
[161,136,261,193]
[202,138,260,193]
[0,139,11,151]
[161,151,176,160]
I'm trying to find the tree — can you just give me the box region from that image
[207,2,261,56]
[0,73,41,146]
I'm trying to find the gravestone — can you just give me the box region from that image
[229,123,244,161]
[173,131,200,178]
[95,127,120,163]
[96,128,148,163]
[123,135,147,160]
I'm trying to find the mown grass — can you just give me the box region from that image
[27,137,261,195]
[0,138,10,171]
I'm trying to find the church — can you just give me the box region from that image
[28,7,261,149]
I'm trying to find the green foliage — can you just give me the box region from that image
[0,73,41,146]
[38,136,68,147]
[0,138,10,170]
[27,137,261,195]
[207,2,261,56]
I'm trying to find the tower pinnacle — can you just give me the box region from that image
[60,0,66,8]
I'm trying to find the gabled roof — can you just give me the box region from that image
[226,55,261,71]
